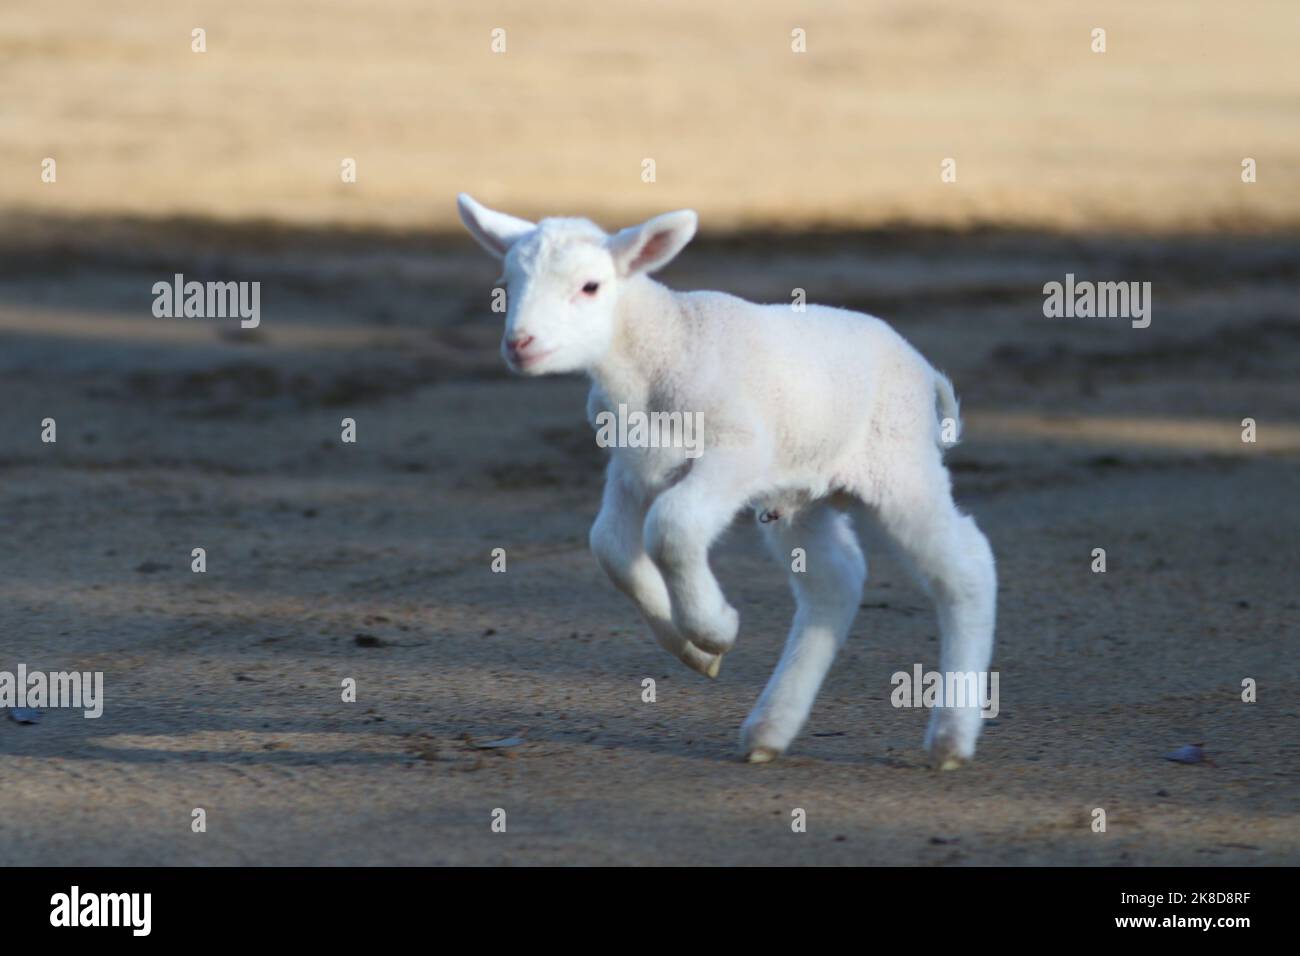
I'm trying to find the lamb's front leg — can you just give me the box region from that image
[643,450,766,655]
[590,462,722,677]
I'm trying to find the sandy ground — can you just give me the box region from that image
[0,218,1296,865]
[4,0,1299,232]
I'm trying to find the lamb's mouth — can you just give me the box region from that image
[507,348,557,373]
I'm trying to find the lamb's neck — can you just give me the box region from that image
[590,276,685,408]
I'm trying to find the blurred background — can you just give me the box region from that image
[0,2,1296,866]
[6,0,1299,231]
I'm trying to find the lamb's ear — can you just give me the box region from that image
[457,193,535,259]
[607,210,698,277]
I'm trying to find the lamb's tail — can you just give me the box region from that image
[934,371,962,449]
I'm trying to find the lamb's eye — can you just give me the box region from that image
[582,281,599,295]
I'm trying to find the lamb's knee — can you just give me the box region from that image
[827,546,867,600]
[644,498,700,569]
[948,516,996,597]
[830,518,868,588]
[964,517,995,573]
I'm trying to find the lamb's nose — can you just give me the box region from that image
[506,334,534,354]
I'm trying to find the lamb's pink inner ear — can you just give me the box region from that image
[628,230,674,273]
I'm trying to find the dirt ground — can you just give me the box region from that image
[0,218,1295,865]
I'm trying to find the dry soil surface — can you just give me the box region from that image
[0,220,1296,864]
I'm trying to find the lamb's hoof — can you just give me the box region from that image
[925,713,978,770]
[680,643,722,678]
[927,737,973,771]
[740,717,789,762]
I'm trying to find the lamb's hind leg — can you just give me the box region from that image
[853,482,997,769]
[740,501,866,762]
[590,462,722,677]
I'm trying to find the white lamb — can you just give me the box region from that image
[457,194,997,768]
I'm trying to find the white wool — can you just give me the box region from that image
[458,194,997,768]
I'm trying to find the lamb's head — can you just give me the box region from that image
[457,193,697,376]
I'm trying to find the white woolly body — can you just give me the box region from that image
[457,195,995,769]
[586,283,957,511]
